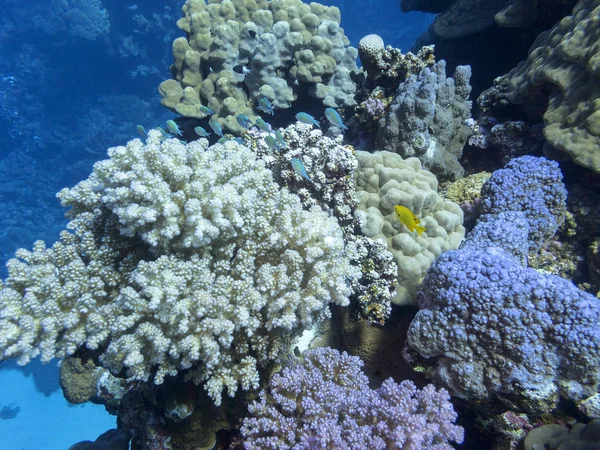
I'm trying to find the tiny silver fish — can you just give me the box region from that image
[233,64,252,76]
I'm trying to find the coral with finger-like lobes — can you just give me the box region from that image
[159,0,358,134]
[241,347,464,450]
[0,130,359,406]
[354,150,465,306]
[375,60,474,181]
[503,0,600,173]
[407,156,597,413]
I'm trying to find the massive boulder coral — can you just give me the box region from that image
[503,0,600,173]
[480,155,567,251]
[407,156,599,412]
[354,150,465,306]
[375,60,473,181]
[158,0,358,133]
[0,130,358,405]
[241,347,464,449]
[407,246,600,411]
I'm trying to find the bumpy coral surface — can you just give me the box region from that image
[480,155,567,251]
[0,130,358,405]
[504,0,600,173]
[159,0,357,133]
[241,347,464,450]
[407,246,600,408]
[407,157,595,411]
[357,33,435,89]
[376,60,473,181]
[247,123,398,324]
[354,150,465,306]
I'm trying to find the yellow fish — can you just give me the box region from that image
[394,205,426,235]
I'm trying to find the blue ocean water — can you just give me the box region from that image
[0,1,434,449]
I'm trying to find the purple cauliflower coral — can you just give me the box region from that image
[241,347,464,450]
[463,211,531,265]
[480,155,567,251]
[407,246,600,410]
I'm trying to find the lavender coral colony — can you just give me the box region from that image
[4,0,600,448]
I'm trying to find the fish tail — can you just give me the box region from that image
[415,224,426,236]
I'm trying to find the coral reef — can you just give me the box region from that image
[376,60,473,181]
[408,244,600,412]
[245,123,398,325]
[524,419,600,450]
[357,33,435,89]
[480,155,567,252]
[158,0,358,133]
[407,156,599,413]
[0,131,358,405]
[503,0,600,173]
[241,347,464,449]
[354,150,465,306]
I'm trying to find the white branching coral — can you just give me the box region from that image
[0,130,358,405]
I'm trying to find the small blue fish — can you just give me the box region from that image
[156,127,169,138]
[209,120,223,137]
[274,130,286,149]
[166,120,182,136]
[295,112,320,128]
[218,137,228,144]
[236,114,252,129]
[199,105,214,115]
[291,158,312,182]
[255,118,270,133]
[194,126,211,137]
[232,137,245,144]
[325,108,348,132]
[258,97,274,116]
[136,125,146,136]
[264,135,280,151]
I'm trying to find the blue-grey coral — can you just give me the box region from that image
[354,150,465,306]
[407,246,600,408]
[480,155,567,251]
[375,60,473,181]
[0,130,358,405]
[241,347,464,450]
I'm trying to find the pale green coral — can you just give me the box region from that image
[354,150,465,305]
[443,171,491,205]
[505,0,600,173]
[159,0,357,133]
[0,131,358,405]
